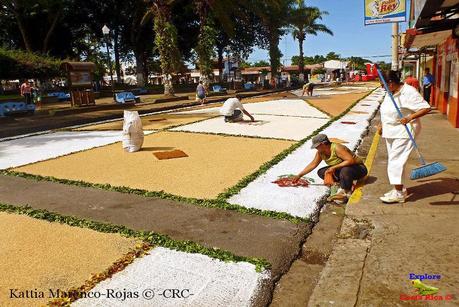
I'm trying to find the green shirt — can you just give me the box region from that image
[320,143,363,166]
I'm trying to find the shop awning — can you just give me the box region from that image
[413,0,459,30]
[404,28,452,49]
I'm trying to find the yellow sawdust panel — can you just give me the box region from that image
[0,212,138,307]
[305,92,371,117]
[74,113,215,131]
[14,132,294,199]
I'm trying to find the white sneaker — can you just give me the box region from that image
[384,188,407,197]
[380,189,406,203]
[329,188,350,204]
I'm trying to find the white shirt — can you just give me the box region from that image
[220,98,245,116]
[380,84,430,139]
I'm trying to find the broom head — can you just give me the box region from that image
[410,162,447,180]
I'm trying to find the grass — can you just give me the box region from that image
[0,94,22,100]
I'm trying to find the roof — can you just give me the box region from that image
[404,28,452,49]
[413,0,459,29]
[282,64,323,72]
[242,66,271,72]
[61,62,96,72]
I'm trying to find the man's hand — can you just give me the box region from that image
[399,116,412,125]
[325,168,335,176]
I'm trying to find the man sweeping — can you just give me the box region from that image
[292,134,367,204]
[220,94,255,122]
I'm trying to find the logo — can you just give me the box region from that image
[368,0,400,17]
[411,279,439,295]
[400,273,455,301]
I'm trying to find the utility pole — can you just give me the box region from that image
[391,22,399,71]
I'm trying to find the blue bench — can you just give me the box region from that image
[244,83,255,90]
[0,102,35,117]
[48,91,71,101]
[212,85,227,93]
[115,91,140,104]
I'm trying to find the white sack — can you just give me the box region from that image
[122,110,144,152]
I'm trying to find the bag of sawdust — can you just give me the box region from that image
[122,110,144,152]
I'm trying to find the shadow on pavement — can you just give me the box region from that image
[406,177,459,203]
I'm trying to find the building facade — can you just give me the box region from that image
[403,0,459,127]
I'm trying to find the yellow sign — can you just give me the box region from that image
[364,0,406,25]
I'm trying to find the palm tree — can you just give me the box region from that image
[254,0,295,87]
[289,4,333,83]
[143,0,181,96]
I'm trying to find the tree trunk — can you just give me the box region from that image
[42,9,61,53]
[217,46,224,82]
[269,35,280,88]
[113,28,122,84]
[163,74,174,96]
[142,52,149,85]
[10,1,32,52]
[135,52,145,87]
[298,36,306,83]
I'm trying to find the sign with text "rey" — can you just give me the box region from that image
[364,0,406,25]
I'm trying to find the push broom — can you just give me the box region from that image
[376,68,446,180]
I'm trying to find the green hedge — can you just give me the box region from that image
[0,48,64,79]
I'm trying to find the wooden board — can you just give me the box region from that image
[153,149,188,160]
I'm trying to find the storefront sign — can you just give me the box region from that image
[364,0,406,25]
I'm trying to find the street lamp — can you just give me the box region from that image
[102,24,115,101]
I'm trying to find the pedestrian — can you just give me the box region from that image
[378,70,431,203]
[404,74,420,91]
[292,134,368,204]
[220,94,255,123]
[422,68,434,104]
[20,80,33,104]
[196,81,206,105]
[301,82,315,96]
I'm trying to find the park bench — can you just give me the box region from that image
[0,101,35,117]
[115,91,140,104]
[47,92,71,101]
[212,85,227,93]
[244,83,255,90]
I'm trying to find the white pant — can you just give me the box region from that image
[385,138,415,185]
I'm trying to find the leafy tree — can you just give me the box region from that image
[346,56,371,71]
[213,5,265,81]
[292,55,327,65]
[255,0,295,86]
[119,0,155,87]
[0,0,66,53]
[252,60,270,67]
[193,0,251,87]
[312,67,326,75]
[0,47,63,79]
[144,0,182,95]
[289,3,332,83]
[326,51,341,60]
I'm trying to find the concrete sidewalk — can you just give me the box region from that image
[308,110,459,306]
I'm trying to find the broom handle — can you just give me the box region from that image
[376,68,427,165]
